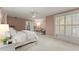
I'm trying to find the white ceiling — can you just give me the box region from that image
[2,7,77,20]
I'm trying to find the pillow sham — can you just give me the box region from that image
[10,27,17,37]
[4,27,17,38]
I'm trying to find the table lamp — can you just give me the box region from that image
[0,24,9,45]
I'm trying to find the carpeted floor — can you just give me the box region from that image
[16,35,79,51]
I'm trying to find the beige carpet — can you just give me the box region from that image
[16,35,79,51]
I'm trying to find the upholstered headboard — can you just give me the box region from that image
[7,16,26,31]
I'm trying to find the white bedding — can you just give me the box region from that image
[5,27,17,37]
[5,28,38,47]
[12,30,38,47]
[11,31,28,43]
[22,30,38,41]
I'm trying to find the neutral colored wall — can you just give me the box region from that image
[46,15,55,36]
[7,16,26,31]
[45,8,79,36]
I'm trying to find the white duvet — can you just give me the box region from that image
[5,28,38,47]
[11,30,38,47]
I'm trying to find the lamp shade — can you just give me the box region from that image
[0,24,9,32]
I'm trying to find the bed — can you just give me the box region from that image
[5,27,38,49]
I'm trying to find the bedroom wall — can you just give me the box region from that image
[46,15,55,36]
[45,8,79,36]
[7,16,26,31]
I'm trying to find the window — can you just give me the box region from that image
[72,14,79,25]
[55,26,60,35]
[65,26,71,36]
[60,26,64,35]
[72,26,79,37]
[55,16,60,25]
[60,16,65,25]
[55,16,65,35]
[72,14,79,37]
[66,15,72,25]
[55,13,79,38]
[65,15,72,36]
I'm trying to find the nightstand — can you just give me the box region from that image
[0,44,15,51]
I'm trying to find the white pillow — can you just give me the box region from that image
[10,27,17,37]
[5,31,10,38]
[4,27,17,38]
